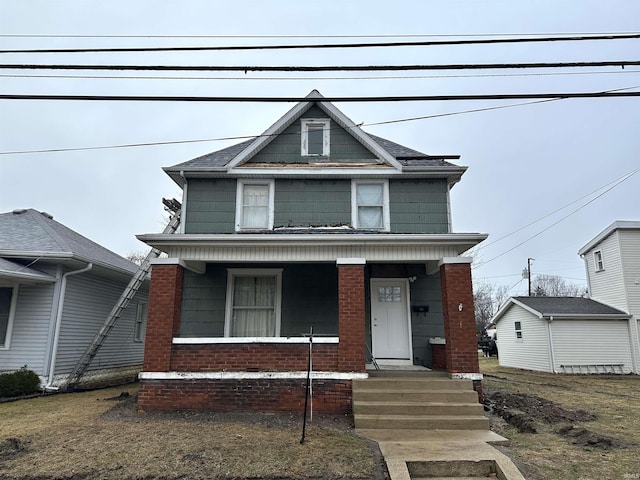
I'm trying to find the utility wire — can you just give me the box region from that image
[2,85,638,156]
[3,33,640,54]
[4,69,640,82]
[2,60,640,72]
[1,32,638,39]
[479,167,640,266]
[2,91,640,103]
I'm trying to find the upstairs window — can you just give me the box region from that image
[301,119,330,156]
[235,180,274,231]
[352,180,390,230]
[594,250,604,272]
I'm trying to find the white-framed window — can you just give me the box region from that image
[224,269,283,337]
[301,119,330,156]
[514,321,523,340]
[235,179,275,231]
[594,250,604,272]
[134,302,147,342]
[0,285,18,349]
[351,180,390,230]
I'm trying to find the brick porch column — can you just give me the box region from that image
[142,259,184,372]
[337,258,366,373]
[439,257,482,399]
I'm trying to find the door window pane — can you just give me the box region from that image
[378,286,401,302]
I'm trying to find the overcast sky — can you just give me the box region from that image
[1,1,639,296]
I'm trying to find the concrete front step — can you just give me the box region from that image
[353,401,484,416]
[355,414,489,430]
[354,377,474,391]
[353,389,480,404]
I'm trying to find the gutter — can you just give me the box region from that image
[44,262,93,390]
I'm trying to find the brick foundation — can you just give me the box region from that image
[431,344,447,370]
[138,378,353,414]
[169,343,339,372]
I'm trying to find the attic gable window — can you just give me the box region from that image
[301,119,330,156]
[235,180,275,231]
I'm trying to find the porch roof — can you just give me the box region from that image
[136,232,487,267]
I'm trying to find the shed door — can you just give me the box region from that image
[370,279,412,361]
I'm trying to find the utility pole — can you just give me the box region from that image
[522,258,534,296]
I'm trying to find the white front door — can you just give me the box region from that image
[370,279,412,362]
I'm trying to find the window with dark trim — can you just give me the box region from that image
[594,250,604,272]
[514,321,523,340]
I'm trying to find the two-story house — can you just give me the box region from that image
[136,90,487,413]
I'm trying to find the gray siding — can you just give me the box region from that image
[274,180,351,228]
[185,178,236,234]
[496,306,552,372]
[0,283,55,376]
[551,319,634,373]
[408,271,444,367]
[178,263,339,337]
[55,272,147,375]
[389,179,450,234]
[185,178,451,234]
[250,106,376,164]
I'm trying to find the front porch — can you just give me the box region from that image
[137,240,483,413]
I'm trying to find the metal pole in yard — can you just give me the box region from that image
[300,326,313,444]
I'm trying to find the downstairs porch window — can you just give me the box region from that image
[225,269,282,337]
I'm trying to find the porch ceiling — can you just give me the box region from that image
[136,233,487,263]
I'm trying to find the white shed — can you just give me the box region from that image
[493,296,637,374]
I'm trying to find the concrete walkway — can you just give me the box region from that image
[357,429,526,480]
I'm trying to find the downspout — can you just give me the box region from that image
[44,262,93,390]
[547,316,557,373]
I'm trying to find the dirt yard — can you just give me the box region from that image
[481,357,640,480]
[0,385,387,480]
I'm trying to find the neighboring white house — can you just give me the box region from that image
[0,209,149,389]
[494,221,640,374]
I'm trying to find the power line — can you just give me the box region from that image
[2,91,640,103]
[1,32,638,39]
[3,33,640,54]
[479,167,640,266]
[3,70,640,82]
[2,60,640,72]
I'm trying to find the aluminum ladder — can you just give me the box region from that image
[65,199,181,388]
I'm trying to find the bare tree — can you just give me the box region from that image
[126,250,150,266]
[473,281,509,334]
[531,274,587,297]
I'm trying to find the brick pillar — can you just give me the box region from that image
[439,257,479,375]
[337,259,366,373]
[143,261,184,372]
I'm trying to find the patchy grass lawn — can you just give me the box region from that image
[481,356,640,480]
[0,385,385,480]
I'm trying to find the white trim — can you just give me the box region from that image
[224,268,283,337]
[438,256,473,266]
[336,258,366,265]
[429,337,446,345]
[301,118,330,156]
[235,179,275,231]
[139,371,369,381]
[173,336,339,344]
[351,179,390,231]
[450,373,483,381]
[0,284,18,349]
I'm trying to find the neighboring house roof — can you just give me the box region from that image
[494,296,630,323]
[163,90,465,186]
[0,209,139,275]
[578,220,640,256]
[0,257,56,284]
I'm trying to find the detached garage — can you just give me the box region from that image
[494,297,636,374]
